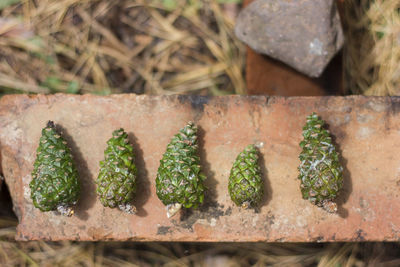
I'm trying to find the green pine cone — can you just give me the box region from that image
[96,129,137,214]
[298,112,343,213]
[156,122,206,218]
[228,144,263,208]
[30,121,80,216]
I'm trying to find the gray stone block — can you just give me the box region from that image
[235,0,344,77]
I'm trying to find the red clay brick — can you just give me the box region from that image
[0,94,400,241]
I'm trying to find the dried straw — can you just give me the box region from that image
[2,217,400,267]
[342,0,400,96]
[0,0,245,96]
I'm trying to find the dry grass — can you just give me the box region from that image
[0,0,245,96]
[343,0,400,96]
[1,214,400,266]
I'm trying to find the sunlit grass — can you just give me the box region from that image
[0,0,245,96]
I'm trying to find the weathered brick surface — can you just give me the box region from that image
[1,94,400,241]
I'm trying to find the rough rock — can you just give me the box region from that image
[1,94,400,241]
[235,0,344,77]
[0,153,2,189]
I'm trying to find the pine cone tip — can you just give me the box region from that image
[57,205,74,217]
[46,120,55,129]
[166,203,182,218]
[118,203,137,214]
[322,200,338,213]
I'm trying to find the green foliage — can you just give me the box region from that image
[0,0,21,10]
[41,76,80,93]
[41,76,62,92]
[159,0,203,13]
[162,0,178,10]
[92,88,111,95]
[0,87,24,97]
[66,81,80,94]
[217,0,242,3]
[25,36,56,64]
